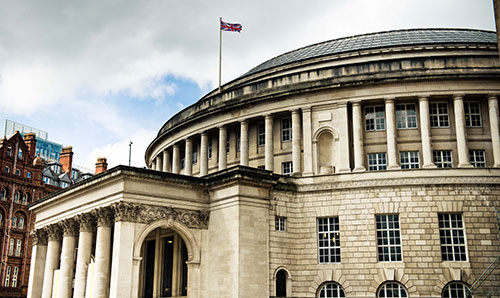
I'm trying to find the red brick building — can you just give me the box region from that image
[0,132,58,297]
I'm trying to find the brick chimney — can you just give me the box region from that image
[60,146,74,174]
[95,157,108,174]
[23,133,37,159]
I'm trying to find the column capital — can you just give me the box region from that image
[31,229,48,246]
[264,113,273,119]
[384,97,396,103]
[112,201,140,222]
[217,125,227,130]
[59,218,79,237]
[185,137,193,144]
[453,94,465,99]
[44,224,62,242]
[290,108,301,113]
[351,100,362,107]
[418,95,430,102]
[200,131,209,137]
[487,94,499,100]
[76,213,95,232]
[92,207,114,227]
[301,105,312,112]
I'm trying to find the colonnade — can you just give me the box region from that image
[28,207,116,298]
[150,95,500,176]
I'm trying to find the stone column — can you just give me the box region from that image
[41,225,61,298]
[385,98,400,169]
[57,219,78,298]
[73,214,95,298]
[419,97,436,168]
[155,154,163,172]
[110,202,139,298]
[337,103,351,172]
[200,132,209,176]
[163,149,171,173]
[151,161,156,170]
[27,230,48,298]
[488,95,500,167]
[92,207,114,298]
[352,102,366,172]
[172,144,180,174]
[185,138,193,176]
[240,121,249,166]
[454,95,472,167]
[291,109,302,175]
[218,126,227,170]
[302,107,314,175]
[265,115,274,171]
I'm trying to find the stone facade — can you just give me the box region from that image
[28,29,500,298]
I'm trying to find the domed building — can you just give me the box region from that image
[29,29,500,298]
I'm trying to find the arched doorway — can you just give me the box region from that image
[276,269,287,297]
[141,228,189,297]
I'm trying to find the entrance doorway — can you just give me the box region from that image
[142,228,188,297]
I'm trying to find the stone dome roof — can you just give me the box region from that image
[242,28,497,78]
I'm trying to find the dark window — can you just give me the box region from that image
[276,269,287,297]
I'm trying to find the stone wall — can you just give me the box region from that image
[269,176,500,297]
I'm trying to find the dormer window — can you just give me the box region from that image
[17,149,23,160]
[6,146,12,157]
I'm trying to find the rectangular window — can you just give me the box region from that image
[11,267,18,287]
[257,165,265,170]
[281,117,292,142]
[469,150,485,168]
[365,106,385,131]
[438,213,467,261]
[368,153,387,171]
[192,145,198,165]
[430,102,449,127]
[208,139,212,159]
[236,131,240,152]
[8,239,14,256]
[4,266,10,287]
[258,122,265,146]
[226,134,230,154]
[376,214,402,262]
[275,216,286,231]
[318,217,340,263]
[282,161,293,176]
[396,103,417,129]
[433,150,453,168]
[464,102,481,127]
[15,239,22,256]
[400,151,419,169]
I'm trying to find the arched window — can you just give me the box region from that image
[0,188,7,200]
[12,216,17,228]
[17,149,23,160]
[4,266,10,286]
[6,146,12,157]
[15,169,20,175]
[27,172,31,178]
[22,193,29,205]
[318,282,345,298]
[442,282,472,298]
[378,282,408,297]
[5,166,10,173]
[18,216,25,229]
[0,212,3,226]
[11,267,19,287]
[14,191,21,203]
[276,269,288,297]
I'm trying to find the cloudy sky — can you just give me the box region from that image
[0,0,496,170]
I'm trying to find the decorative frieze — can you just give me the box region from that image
[44,224,62,242]
[92,207,114,227]
[76,213,95,232]
[59,218,79,237]
[31,229,48,246]
[136,204,209,229]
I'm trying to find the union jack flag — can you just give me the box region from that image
[220,20,242,32]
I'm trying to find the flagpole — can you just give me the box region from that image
[219,17,222,93]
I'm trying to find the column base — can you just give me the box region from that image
[291,172,302,177]
[337,168,352,173]
[494,164,500,168]
[302,171,314,176]
[353,167,366,172]
[458,163,474,168]
[422,163,437,168]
